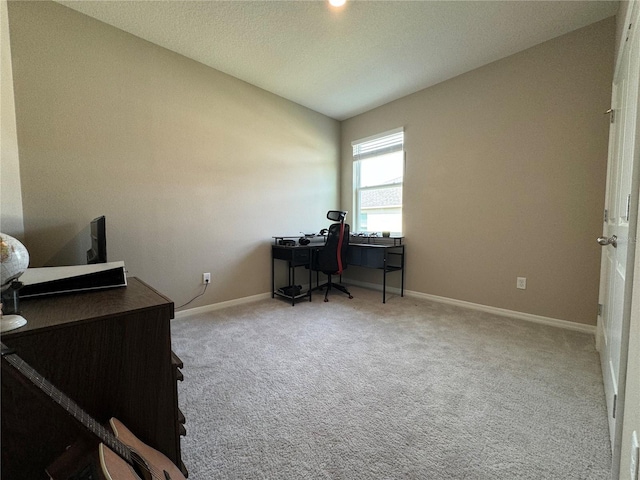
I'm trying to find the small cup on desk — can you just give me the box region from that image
[382,231,391,238]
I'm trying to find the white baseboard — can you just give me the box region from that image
[344,279,595,335]
[174,292,272,319]
[175,281,596,335]
[407,290,595,334]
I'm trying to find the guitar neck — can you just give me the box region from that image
[1,343,132,464]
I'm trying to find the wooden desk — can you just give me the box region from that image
[1,278,187,479]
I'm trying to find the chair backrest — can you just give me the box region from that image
[316,222,350,274]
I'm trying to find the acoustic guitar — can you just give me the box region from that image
[1,342,186,480]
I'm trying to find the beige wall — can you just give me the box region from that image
[0,0,24,239]
[7,1,339,306]
[341,19,615,325]
[7,1,616,325]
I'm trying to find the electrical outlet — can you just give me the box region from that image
[631,431,639,480]
[517,277,527,290]
[203,272,211,285]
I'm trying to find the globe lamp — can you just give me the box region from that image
[1,233,29,332]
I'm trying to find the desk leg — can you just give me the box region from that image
[271,254,275,299]
[308,258,312,302]
[383,250,387,304]
[401,247,405,298]
[291,263,296,306]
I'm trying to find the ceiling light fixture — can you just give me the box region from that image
[328,0,346,7]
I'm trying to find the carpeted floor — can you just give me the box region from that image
[171,286,611,479]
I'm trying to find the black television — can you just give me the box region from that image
[86,216,107,264]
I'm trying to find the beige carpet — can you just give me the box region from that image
[171,286,611,479]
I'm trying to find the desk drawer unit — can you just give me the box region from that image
[347,246,385,268]
[271,245,313,305]
[272,246,311,266]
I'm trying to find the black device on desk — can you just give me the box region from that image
[278,239,297,246]
[87,215,107,264]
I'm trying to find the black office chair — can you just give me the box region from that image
[312,210,353,302]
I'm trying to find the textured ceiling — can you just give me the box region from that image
[56,1,618,120]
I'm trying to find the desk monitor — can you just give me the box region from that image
[86,216,107,264]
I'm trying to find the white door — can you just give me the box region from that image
[598,2,640,451]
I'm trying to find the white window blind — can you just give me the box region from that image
[352,128,404,161]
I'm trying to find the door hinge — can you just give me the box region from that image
[604,209,609,222]
[626,194,631,222]
[605,108,615,123]
[613,393,618,418]
[598,303,603,316]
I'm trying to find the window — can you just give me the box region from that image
[352,128,404,235]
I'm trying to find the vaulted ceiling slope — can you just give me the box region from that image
[56,1,618,120]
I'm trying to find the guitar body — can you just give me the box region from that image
[47,418,186,480]
[99,444,140,480]
[101,418,186,480]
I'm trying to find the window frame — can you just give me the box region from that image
[351,128,405,235]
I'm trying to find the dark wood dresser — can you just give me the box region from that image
[1,277,187,479]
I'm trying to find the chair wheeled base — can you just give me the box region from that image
[313,274,353,302]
